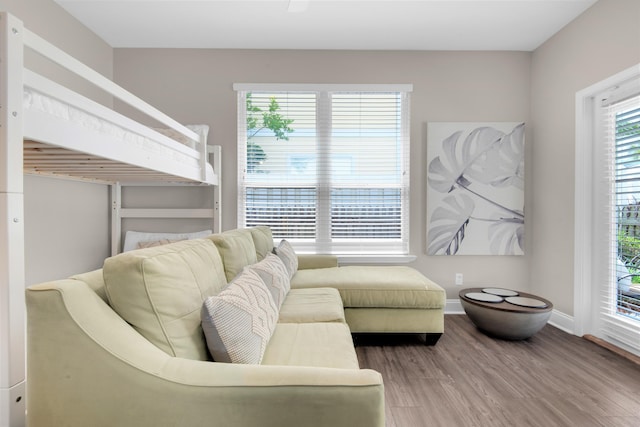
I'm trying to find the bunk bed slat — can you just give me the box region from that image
[23,143,213,184]
[120,208,216,219]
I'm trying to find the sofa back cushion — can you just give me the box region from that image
[70,269,108,303]
[249,226,274,260]
[207,229,258,282]
[103,239,227,360]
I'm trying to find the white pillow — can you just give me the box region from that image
[123,230,212,252]
[136,238,185,249]
[273,239,298,279]
[201,268,278,364]
[248,253,290,309]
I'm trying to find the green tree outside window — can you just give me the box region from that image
[246,93,294,172]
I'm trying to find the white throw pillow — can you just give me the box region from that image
[248,253,290,309]
[136,238,185,249]
[123,230,212,252]
[273,239,298,279]
[201,268,278,364]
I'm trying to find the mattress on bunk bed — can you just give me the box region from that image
[23,87,209,165]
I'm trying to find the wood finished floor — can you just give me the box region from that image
[355,315,640,427]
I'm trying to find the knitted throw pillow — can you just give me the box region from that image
[273,239,298,279]
[201,268,278,364]
[248,253,290,309]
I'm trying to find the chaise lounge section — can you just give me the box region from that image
[292,265,445,343]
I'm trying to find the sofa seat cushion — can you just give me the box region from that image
[291,266,445,309]
[279,288,345,323]
[262,323,359,369]
[103,239,227,360]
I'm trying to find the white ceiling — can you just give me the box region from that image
[54,0,599,51]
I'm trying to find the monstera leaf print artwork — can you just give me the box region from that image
[427,194,475,255]
[426,122,525,255]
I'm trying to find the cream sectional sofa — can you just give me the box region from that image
[25,226,445,427]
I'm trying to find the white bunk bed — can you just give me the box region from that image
[0,13,221,426]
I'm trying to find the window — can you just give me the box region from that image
[234,84,412,254]
[611,97,640,322]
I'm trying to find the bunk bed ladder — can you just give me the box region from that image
[111,183,123,256]
[0,12,27,427]
[210,144,222,233]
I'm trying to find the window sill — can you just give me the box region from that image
[337,254,417,265]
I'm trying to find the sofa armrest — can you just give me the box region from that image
[26,280,383,427]
[297,254,339,269]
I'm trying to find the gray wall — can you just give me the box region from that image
[530,0,640,315]
[114,49,532,299]
[1,0,113,284]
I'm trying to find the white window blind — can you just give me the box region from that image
[599,86,640,352]
[235,84,412,254]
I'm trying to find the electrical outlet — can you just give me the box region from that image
[455,273,463,285]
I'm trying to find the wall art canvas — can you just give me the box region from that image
[426,122,525,255]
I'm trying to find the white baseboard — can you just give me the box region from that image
[548,309,575,335]
[446,299,576,336]
[445,299,464,314]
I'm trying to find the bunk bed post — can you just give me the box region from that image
[211,145,222,233]
[111,183,122,256]
[199,132,207,183]
[0,12,27,427]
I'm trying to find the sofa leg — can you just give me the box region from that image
[424,333,442,346]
